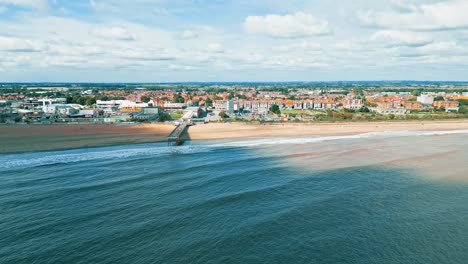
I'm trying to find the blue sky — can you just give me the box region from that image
[0,0,467,82]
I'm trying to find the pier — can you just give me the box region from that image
[167,121,188,145]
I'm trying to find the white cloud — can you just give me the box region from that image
[358,0,468,31]
[0,0,48,10]
[181,30,198,39]
[272,41,321,53]
[91,26,135,41]
[1,1,468,81]
[0,36,46,52]
[371,30,432,47]
[207,43,223,53]
[244,12,330,38]
[418,41,458,52]
[169,64,196,71]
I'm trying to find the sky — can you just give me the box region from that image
[0,0,467,82]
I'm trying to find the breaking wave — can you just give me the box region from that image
[1,129,467,170]
[0,144,213,171]
[210,129,468,147]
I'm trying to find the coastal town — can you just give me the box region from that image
[1,82,467,125]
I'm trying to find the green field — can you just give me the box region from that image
[170,111,183,120]
[281,110,311,115]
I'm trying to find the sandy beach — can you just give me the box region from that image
[1,120,468,153]
[186,120,468,140]
[0,124,174,154]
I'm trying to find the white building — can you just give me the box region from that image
[96,100,128,108]
[417,95,434,105]
[376,107,406,115]
[344,99,363,109]
[38,98,67,106]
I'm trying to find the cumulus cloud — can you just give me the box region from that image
[358,0,468,31]
[1,0,468,81]
[181,30,198,39]
[371,30,432,47]
[272,41,321,52]
[0,36,46,52]
[418,41,458,52]
[244,12,330,38]
[207,43,223,53]
[91,26,135,41]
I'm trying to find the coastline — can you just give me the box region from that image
[0,124,174,154]
[1,120,467,154]
[186,120,468,140]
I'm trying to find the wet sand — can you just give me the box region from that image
[0,124,174,154]
[187,120,468,140]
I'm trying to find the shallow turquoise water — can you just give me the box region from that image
[1,131,467,263]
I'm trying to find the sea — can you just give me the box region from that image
[1,130,468,264]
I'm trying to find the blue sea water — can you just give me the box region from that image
[1,131,468,263]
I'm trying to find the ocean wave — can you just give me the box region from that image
[0,144,212,171]
[1,129,466,170]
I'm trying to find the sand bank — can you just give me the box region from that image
[186,120,468,140]
[0,124,174,154]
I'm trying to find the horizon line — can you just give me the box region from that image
[2,80,468,85]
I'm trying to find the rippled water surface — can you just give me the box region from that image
[1,130,467,263]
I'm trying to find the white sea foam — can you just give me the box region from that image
[209,129,468,148]
[1,129,467,170]
[0,144,212,170]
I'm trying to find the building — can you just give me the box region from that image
[96,100,128,108]
[213,100,227,110]
[163,102,187,110]
[376,107,406,115]
[417,95,434,105]
[78,109,97,118]
[433,101,459,112]
[344,99,363,109]
[377,102,406,115]
[404,101,422,110]
[226,100,235,113]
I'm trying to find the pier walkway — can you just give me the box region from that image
[167,121,188,145]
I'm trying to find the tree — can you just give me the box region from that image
[158,112,172,122]
[173,94,185,103]
[434,96,445,101]
[205,98,213,107]
[459,106,468,114]
[269,104,281,115]
[85,98,96,106]
[457,99,468,106]
[411,90,422,96]
[359,106,370,113]
[140,95,151,103]
[219,111,229,118]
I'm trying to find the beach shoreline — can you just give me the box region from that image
[0,123,174,154]
[1,120,468,154]
[186,120,468,141]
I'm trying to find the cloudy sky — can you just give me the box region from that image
[0,0,467,82]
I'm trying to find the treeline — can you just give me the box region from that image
[66,94,125,106]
